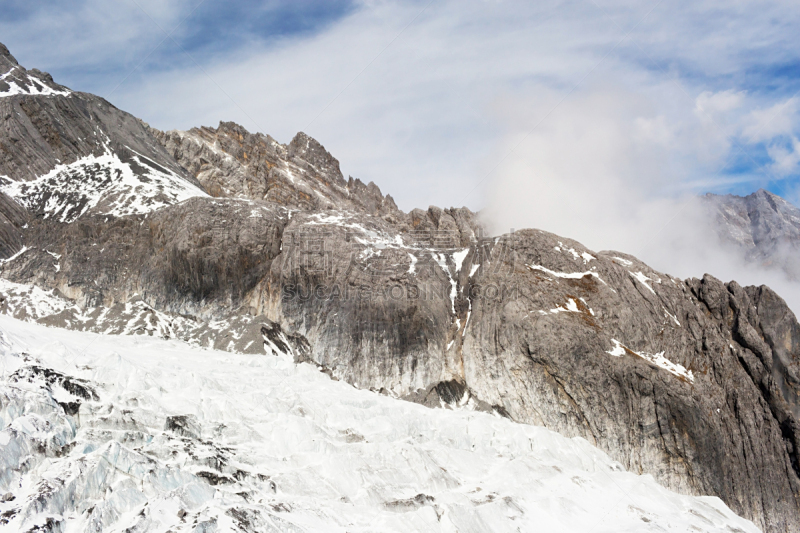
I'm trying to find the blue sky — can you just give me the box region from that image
[3,0,800,211]
[2,0,356,90]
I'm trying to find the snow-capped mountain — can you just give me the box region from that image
[0,44,70,100]
[704,189,800,280]
[0,43,205,228]
[0,313,759,532]
[0,41,799,532]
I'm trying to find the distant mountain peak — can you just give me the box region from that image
[703,189,800,279]
[708,187,793,206]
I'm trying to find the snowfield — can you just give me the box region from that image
[0,316,758,532]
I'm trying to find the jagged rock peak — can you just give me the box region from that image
[151,122,409,219]
[0,43,71,98]
[751,188,784,200]
[745,188,800,217]
[150,121,483,240]
[705,188,791,205]
[288,131,346,187]
[215,120,279,145]
[0,42,18,66]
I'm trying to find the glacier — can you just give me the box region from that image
[0,315,758,532]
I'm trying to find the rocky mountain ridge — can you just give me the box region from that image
[0,43,799,532]
[151,121,483,248]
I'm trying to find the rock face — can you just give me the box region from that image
[256,215,800,532]
[704,189,800,280]
[1,197,288,316]
[1,42,800,531]
[152,122,401,218]
[462,234,800,533]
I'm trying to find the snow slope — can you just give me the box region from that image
[0,316,758,532]
[0,278,272,355]
[0,147,207,222]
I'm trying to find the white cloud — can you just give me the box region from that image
[768,137,800,176]
[70,0,797,212]
[483,86,683,249]
[742,98,800,143]
[1,0,192,71]
[634,115,674,146]
[695,90,746,115]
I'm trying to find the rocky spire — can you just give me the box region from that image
[0,42,19,66]
[288,131,347,188]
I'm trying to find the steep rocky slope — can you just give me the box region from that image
[3,203,797,531]
[0,43,205,235]
[0,42,799,531]
[704,189,800,280]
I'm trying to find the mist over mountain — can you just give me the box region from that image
[1,42,800,533]
[481,87,800,319]
[704,189,800,279]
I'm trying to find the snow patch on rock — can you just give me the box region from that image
[606,339,694,382]
[0,146,207,222]
[527,264,607,285]
[630,271,657,295]
[0,70,71,98]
